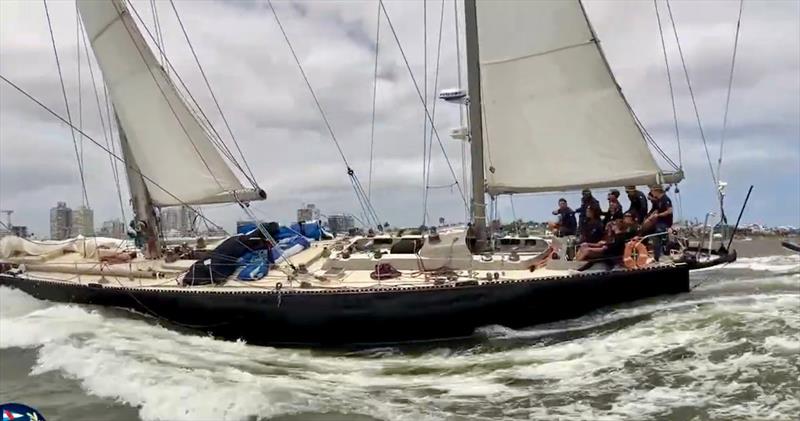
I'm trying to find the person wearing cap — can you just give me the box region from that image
[645,184,673,261]
[603,189,624,226]
[575,189,600,231]
[549,198,577,237]
[625,186,648,224]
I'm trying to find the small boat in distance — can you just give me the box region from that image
[0,0,735,346]
[781,241,800,253]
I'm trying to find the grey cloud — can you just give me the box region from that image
[1,0,798,236]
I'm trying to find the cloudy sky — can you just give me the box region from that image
[1,0,798,237]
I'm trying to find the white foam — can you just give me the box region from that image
[722,255,800,273]
[0,277,797,421]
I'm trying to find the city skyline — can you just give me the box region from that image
[0,0,797,236]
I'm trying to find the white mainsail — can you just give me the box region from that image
[77,0,262,206]
[475,0,678,195]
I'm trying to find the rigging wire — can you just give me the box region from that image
[422,0,428,224]
[264,0,383,228]
[167,0,258,188]
[0,74,228,231]
[150,0,166,75]
[124,0,256,186]
[43,0,90,208]
[368,2,381,200]
[422,0,447,225]
[378,0,468,210]
[75,3,84,176]
[665,0,719,190]
[265,0,349,168]
[116,1,228,191]
[77,17,128,225]
[510,194,517,222]
[453,0,469,222]
[718,0,745,181]
[101,83,127,217]
[653,0,682,169]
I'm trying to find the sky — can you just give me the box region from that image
[0,0,798,237]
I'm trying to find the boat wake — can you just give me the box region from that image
[1,255,798,421]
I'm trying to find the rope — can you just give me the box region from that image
[379,0,468,210]
[368,2,381,200]
[653,0,682,169]
[43,0,89,208]
[665,0,719,191]
[422,0,446,226]
[718,0,744,181]
[168,0,259,188]
[0,74,228,232]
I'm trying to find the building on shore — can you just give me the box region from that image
[162,206,197,237]
[327,214,355,234]
[98,219,126,239]
[50,202,73,240]
[0,224,28,239]
[71,206,95,237]
[297,204,320,223]
[10,225,28,238]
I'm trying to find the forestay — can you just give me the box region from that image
[475,0,676,195]
[77,0,261,206]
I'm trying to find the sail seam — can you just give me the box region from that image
[480,40,594,66]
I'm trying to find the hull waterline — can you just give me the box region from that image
[1,264,692,347]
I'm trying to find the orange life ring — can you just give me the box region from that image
[623,241,649,269]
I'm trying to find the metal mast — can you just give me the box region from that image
[463,0,488,251]
[115,114,162,259]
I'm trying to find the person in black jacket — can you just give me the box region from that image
[576,189,600,231]
[625,185,648,224]
[603,189,624,226]
[550,198,577,237]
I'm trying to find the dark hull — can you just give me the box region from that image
[781,241,800,253]
[0,265,692,346]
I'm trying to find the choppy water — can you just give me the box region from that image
[1,251,798,421]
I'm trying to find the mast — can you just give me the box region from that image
[115,113,161,259]
[463,0,488,251]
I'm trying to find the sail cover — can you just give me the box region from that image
[476,0,672,195]
[78,0,253,206]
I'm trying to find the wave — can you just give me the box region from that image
[719,255,799,273]
[1,266,798,421]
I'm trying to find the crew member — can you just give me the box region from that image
[576,189,600,231]
[603,189,623,226]
[549,198,577,237]
[644,185,673,261]
[625,186,648,224]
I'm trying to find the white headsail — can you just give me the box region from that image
[77,0,263,206]
[475,0,679,195]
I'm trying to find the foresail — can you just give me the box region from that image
[77,0,257,206]
[475,0,674,195]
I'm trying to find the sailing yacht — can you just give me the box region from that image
[0,0,735,346]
